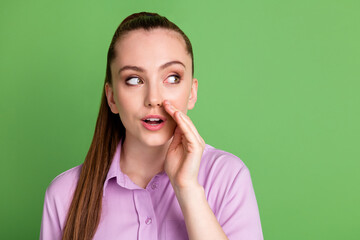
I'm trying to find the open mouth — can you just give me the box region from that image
[143,118,164,125]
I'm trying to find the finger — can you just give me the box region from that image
[178,113,204,144]
[163,100,199,136]
[163,100,177,119]
[164,100,205,146]
[173,107,204,145]
[173,110,203,149]
[164,100,204,145]
[163,100,200,142]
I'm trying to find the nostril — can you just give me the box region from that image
[147,103,162,107]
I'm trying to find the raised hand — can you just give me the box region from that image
[163,100,205,191]
[163,100,229,240]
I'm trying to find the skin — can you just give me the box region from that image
[105,28,228,240]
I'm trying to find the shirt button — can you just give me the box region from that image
[151,181,159,190]
[145,217,152,225]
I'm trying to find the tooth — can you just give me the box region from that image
[147,118,160,121]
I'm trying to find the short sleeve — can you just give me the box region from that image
[39,165,81,240]
[218,166,263,240]
[39,188,62,240]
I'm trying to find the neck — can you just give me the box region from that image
[120,134,171,185]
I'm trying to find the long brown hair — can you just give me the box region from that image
[62,12,194,240]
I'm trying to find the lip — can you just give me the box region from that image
[141,114,167,131]
[141,115,167,122]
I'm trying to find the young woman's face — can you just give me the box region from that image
[105,28,198,147]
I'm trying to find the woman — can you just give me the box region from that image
[40,12,263,240]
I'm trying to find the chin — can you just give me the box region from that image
[141,132,173,147]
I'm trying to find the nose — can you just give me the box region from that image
[144,83,163,107]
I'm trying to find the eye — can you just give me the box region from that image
[165,75,181,84]
[126,77,143,86]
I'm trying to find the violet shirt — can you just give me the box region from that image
[40,140,263,240]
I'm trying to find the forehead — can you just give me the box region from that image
[112,28,191,70]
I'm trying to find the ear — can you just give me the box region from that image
[105,82,119,114]
[187,78,198,110]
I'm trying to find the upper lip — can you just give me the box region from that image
[141,114,167,121]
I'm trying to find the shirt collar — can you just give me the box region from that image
[102,138,147,196]
[103,138,124,197]
[103,137,172,196]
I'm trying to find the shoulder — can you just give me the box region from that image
[45,164,82,204]
[200,143,247,176]
[199,144,259,215]
[40,165,83,237]
[200,145,263,239]
[198,143,252,200]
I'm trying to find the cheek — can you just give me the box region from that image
[116,94,139,121]
[165,90,190,112]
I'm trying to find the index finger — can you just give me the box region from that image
[163,100,177,118]
[163,100,203,144]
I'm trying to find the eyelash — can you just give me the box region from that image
[125,74,181,86]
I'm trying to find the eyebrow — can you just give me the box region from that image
[118,60,186,75]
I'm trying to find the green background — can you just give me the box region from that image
[1,0,359,239]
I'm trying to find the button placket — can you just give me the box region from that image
[151,181,159,190]
[133,190,158,239]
